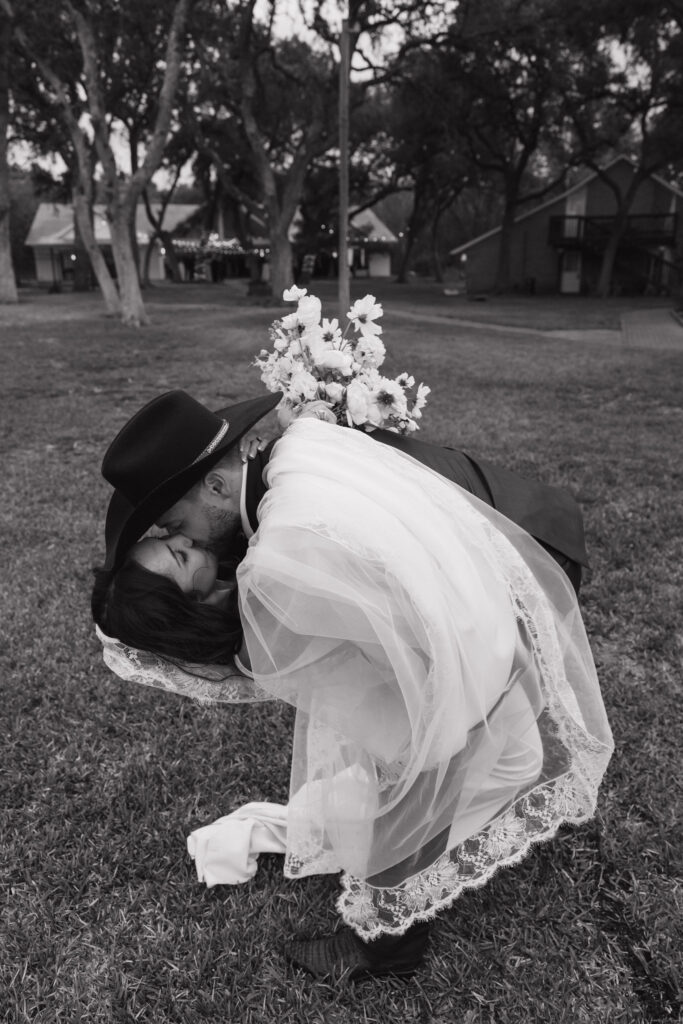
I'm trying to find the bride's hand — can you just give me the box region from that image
[296,400,336,423]
[239,431,269,463]
[239,410,281,462]
[233,641,253,677]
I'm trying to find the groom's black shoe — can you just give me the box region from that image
[285,921,431,981]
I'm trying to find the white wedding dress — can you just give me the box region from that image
[100,418,613,938]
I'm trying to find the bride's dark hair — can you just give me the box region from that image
[91,560,242,665]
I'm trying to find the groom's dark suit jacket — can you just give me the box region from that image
[244,429,587,593]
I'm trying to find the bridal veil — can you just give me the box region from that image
[236,419,613,937]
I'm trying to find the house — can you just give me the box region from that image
[25,202,200,286]
[292,207,398,280]
[450,156,683,295]
[348,208,398,277]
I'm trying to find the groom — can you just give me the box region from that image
[97,388,589,980]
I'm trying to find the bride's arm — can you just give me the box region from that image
[233,639,253,678]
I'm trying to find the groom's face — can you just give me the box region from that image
[156,453,243,556]
[156,492,239,555]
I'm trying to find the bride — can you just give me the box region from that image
[92,415,613,979]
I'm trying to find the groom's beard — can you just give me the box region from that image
[203,506,243,560]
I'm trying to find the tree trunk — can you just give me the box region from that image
[73,190,121,315]
[431,207,445,284]
[142,175,182,286]
[160,230,181,283]
[141,232,155,288]
[593,172,646,298]
[596,233,620,297]
[72,206,92,291]
[142,230,181,287]
[396,190,427,284]
[268,227,294,302]
[109,207,149,325]
[0,15,17,303]
[432,248,444,285]
[69,0,190,324]
[493,200,516,293]
[396,230,416,284]
[596,210,630,297]
[237,0,325,306]
[127,202,141,287]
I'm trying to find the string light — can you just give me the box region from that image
[172,239,264,256]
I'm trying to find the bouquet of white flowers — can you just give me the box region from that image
[255,286,430,434]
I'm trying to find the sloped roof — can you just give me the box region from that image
[25,203,200,247]
[350,207,398,243]
[26,200,399,249]
[449,155,683,256]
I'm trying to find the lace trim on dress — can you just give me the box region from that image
[335,772,594,939]
[96,626,272,705]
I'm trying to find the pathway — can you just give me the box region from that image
[389,305,683,351]
[619,307,683,351]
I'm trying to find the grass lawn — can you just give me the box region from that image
[1,283,681,1023]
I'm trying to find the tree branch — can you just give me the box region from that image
[133,0,192,189]
[63,2,118,187]
[238,0,279,209]
[8,14,95,193]
[191,123,266,219]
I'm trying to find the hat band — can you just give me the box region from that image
[191,419,229,465]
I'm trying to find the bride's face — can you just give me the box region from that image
[131,534,218,599]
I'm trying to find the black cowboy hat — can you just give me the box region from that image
[101,389,281,570]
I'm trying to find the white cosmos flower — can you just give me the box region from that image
[301,323,324,347]
[283,285,308,301]
[321,318,343,345]
[371,378,408,419]
[348,295,383,337]
[414,382,431,410]
[280,310,303,333]
[358,318,383,339]
[280,297,322,337]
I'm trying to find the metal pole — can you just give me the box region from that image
[338,16,350,319]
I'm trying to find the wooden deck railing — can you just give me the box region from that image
[548,214,678,248]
